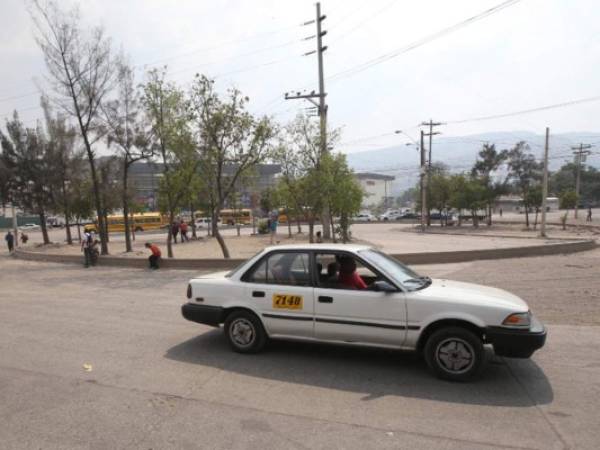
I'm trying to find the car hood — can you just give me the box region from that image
[416,279,529,311]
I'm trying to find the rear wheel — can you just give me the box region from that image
[424,326,484,381]
[224,310,267,353]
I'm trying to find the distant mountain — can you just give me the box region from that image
[345,131,600,194]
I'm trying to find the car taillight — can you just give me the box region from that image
[186,284,192,299]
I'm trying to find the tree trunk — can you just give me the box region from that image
[167,210,174,258]
[472,210,479,228]
[61,180,73,245]
[340,213,349,243]
[76,219,82,242]
[103,210,110,242]
[534,208,539,230]
[308,220,314,243]
[190,203,197,239]
[487,204,492,226]
[64,216,72,244]
[122,161,132,252]
[457,209,463,226]
[524,206,530,228]
[296,218,302,234]
[213,208,230,258]
[39,210,50,244]
[86,146,107,254]
[286,208,292,238]
[330,212,337,243]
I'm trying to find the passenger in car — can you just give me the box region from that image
[337,257,367,290]
[326,262,339,282]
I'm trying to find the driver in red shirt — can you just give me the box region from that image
[338,257,367,290]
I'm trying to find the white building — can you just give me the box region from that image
[354,172,395,209]
[494,195,560,213]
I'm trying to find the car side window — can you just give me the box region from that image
[246,252,311,286]
[315,252,384,290]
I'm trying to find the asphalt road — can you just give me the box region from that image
[1,250,599,449]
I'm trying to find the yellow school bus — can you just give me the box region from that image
[84,212,167,233]
[220,208,253,225]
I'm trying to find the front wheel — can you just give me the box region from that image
[224,310,267,353]
[424,326,484,381]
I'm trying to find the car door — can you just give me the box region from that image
[243,251,315,339]
[313,252,407,347]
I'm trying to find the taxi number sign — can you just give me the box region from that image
[273,294,303,310]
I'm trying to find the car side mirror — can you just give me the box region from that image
[373,280,397,293]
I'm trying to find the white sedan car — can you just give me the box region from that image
[182,244,546,381]
[18,223,40,231]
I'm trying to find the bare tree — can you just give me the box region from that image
[30,0,118,254]
[103,61,152,252]
[190,75,275,258]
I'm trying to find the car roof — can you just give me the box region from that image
[262,243,373,253]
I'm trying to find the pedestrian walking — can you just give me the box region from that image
[5,230,15,253]
[180,221,189,242]
[171,221,180,244]
[81,231,93,268]
[586,206,592,222]
[145,242,161,269]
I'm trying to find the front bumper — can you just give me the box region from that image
[181,303,224,327]
[486,316,547,358]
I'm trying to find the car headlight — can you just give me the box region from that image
[502,312,531,328]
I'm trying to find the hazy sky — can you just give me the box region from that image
[1,0,600,154]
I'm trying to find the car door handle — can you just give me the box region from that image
[318,296,333,303]
[252,291,265,298]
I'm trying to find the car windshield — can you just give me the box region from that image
[359,249,431,291]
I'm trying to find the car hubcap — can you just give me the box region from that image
[231,319,255,347]
[435,338,475,374]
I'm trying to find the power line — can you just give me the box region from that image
[446,95,600,124]
[328,0,398,45]
[327,0,523,83]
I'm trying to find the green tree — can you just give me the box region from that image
[320,152,363,242]
[0,113,53,244]
[448,175,487,227]
[525,185,543,230]
[471,143,508,226]
[507,142,543,228]
[428,172,451,226]
[559,190,578,230]
[142,68,194,258]
[189,74,275,258]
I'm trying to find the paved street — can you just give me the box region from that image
[1,251,599,449]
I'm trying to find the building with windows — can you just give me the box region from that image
[128,162,281,210]
[354,172,395,209]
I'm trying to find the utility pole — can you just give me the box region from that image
[420,130,427,231]
[420,120,442,226]
[285,2,331,237]
[571,143,592,219]
[539,127,550,238]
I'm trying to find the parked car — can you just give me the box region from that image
[379,210,402,221]
[396,212,420,220]
[352,213,376,222]
[181,244,546,381]
[18,223,40,231]
[429,212,457,225]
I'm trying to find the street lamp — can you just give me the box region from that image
[395,129,426,230]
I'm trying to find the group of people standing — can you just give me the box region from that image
[170,220,190,244]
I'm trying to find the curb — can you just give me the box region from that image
[13,239,597,270]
